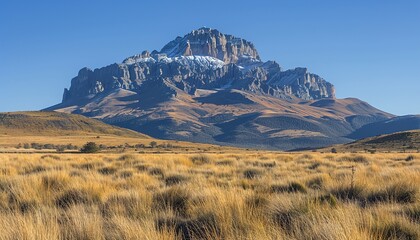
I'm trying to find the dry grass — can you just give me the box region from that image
[0,152,418,239]
[0,134,234,153]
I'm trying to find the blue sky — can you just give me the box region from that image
[0,0,419,115]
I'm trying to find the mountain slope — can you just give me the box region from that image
[48,88,391,150]
[48,27,395,150]
[324,130,420,152]
[0,111,149,138]
[348,115,420,140]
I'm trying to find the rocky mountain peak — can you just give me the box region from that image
[160,27,260,64]
[47,28,396,151]
[60,28,336,104]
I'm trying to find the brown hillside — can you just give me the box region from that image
[323,130,420,153]
[0,111,149,138]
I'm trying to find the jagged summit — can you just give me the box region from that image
[123,27,261,65]
[160,27,260,64]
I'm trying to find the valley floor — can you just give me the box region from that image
[0,152,419,239]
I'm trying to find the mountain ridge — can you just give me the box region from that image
[348,115,420,139]
[48,27,402,150]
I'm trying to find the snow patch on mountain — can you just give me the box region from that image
[173,56,225,69]
[123,54,225,69]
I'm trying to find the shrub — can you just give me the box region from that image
[135,144,145,148]
[99,144,107,149]
[66,144,77,150]
[80,142,100,153]
[31,143,42,149]
[56,145,66,152]
[150,141,158,148]
[43,144,54,149]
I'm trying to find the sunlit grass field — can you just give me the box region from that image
[0,152,418,239]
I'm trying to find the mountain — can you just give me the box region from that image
[48,27,395,150]
[59,27,334,103]
[0,111,148,138]
[324,130,420,153]
[348,115,420,139]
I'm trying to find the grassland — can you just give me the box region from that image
[0,134,232,154]
[0,111,234,153]
[0,151,418,239]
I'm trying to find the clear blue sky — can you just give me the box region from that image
[1,0,419,115]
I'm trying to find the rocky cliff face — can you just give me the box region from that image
[267,68,335,99]
[62,27,335,103]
